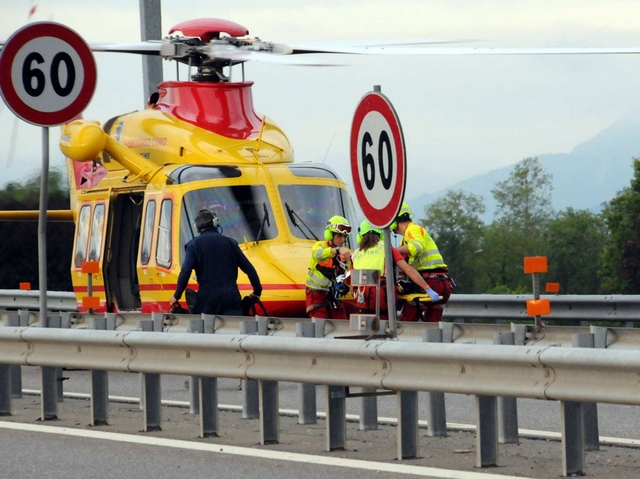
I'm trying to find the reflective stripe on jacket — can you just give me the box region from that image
[401,223,447,271]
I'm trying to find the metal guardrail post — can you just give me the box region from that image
[475,395,498,467]
[90,315,112,426]
[187,319,204,414]
[260,375,279,445]
[40,315,59,420]
[360,320,386,431]
[561,400,585,477]
[494,332,519,444]
[359,387,378,431]
[312,318,326,338]
[255,315,279,444]
[439,322,455,344]
[7,314,22,398]
[397,390,419,459]
[240,320,260,419]
[139,315,162,431]
[0,314,11,415]
[55,315,69,403]
[0,362,9,416]
[422,328,446,437]
[326,385,346,451]
[199,314,219,438]
[296,322,317,425]
[572,333,599,451]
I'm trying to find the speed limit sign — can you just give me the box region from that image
[350,91,406,228]
[0,22,97,126]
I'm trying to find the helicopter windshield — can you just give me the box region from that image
[180,185,277,249]
[279,185,356,246]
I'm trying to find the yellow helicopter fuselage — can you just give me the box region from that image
[62,80,357,316]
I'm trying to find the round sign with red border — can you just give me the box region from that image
[350,91,406,228]
[0,22,96,127]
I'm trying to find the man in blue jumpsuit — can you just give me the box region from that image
[169,209,262,315]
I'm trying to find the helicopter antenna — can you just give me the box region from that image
[322,130,337,164]
[252,116,267,164]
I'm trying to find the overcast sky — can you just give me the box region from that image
[2,0,640,203]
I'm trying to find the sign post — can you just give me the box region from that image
[0,22,97,321]
[350,85,406,337]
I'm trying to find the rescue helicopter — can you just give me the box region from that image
[2,17,638,317]
[3,18,449,317]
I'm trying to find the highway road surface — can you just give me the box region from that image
[2,367,640,478]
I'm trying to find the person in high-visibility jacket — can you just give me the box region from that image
[391,202,453,322]
[305,215,353,319]
[351,220,434,319]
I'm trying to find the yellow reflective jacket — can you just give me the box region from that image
[401,223,446,271]
[306,240,351,291]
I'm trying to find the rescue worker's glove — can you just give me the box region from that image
[334,282,349,299]
[427,288,440,302]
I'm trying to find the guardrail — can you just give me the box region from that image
[2,290,639,323]
[2,326,640,476]
[2,304,640,351]
[1,327,639,404]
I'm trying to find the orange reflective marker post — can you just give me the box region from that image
[81,261,100,314]
[82,296,100,310]
[524,256,549,334]
[527,299,551,316]
[546,282,560,294]
[523,256,548,275]
[19,282,31,290]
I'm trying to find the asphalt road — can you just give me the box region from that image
[18,367,640,439]
[3,367,640,479]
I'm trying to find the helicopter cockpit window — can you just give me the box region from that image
[170,165,242,183]
[140,200,156,265]
[88,204,105,262]
[156,199,173,268]
[286,164,342,180]
[180,185,277,250]
[74,205,91,268]
[279,185,356,246]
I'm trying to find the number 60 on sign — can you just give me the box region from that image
[0,22,96,127]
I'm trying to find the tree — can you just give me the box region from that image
[0,169,74,291]
[420,190,486,293]
[485,157,554,291]
[546,208,607,294]
[599,158,640,293]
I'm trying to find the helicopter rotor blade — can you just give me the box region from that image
[88,41,164,55]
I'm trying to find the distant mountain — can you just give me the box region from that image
[409,116,640,223]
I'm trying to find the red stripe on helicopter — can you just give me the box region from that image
[73,284,304,293]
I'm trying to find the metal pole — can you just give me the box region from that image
[423,328,447,437]
[572,333,599,451]
[241,320,259,419]
[494,332,519,444]
[384,228,398,338]
[372,83,399,339]
[38,127,49,326]
[296,322,317,425]
[476,395,498,467]
[532,272,541,332]
[139,0,163,103]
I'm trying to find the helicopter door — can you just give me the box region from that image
[104,192,144,311]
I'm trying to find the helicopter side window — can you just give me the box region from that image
[279,185,356,246]
[156,199,173,268]
[140,200,156,265]
[180,185,277,246]
[88,204,105,262]
[74,205,92,268]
